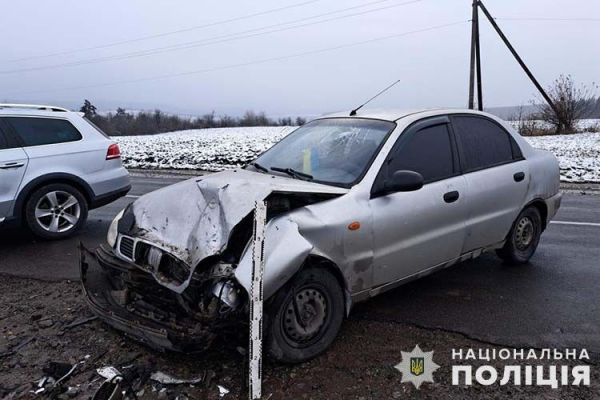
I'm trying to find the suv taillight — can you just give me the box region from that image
[106,144,121,160]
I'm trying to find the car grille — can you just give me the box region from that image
[119,236,135,260]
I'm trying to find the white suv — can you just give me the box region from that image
[0,104,130,239]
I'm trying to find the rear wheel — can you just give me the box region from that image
[496,206,542,265]
[24,183,88,240]
[265,267,345,363]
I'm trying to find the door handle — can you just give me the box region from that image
[443,191,460,203]
[0,162,25,170]
[514,172,525,182]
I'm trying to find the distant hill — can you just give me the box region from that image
[485,105,538,120]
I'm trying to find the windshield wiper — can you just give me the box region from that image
[249,162,269,173]
[271,167,313,181]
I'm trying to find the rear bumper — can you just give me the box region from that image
[544,191,563,225]
[90,185,131,209]
[79,244,216,353]
[87,166,131,209]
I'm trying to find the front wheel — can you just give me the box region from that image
[265,267,345,363]
[496,206,542,265]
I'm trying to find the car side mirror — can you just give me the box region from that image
[383,170,424,194]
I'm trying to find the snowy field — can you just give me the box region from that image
[524,132,600,183]
[114,125,600,183]
[116,126,294,171]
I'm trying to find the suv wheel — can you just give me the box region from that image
[265,267,344,363]
[25,183,88,240]
[496,206,542,265]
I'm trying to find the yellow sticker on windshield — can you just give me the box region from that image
[303,149,312,175]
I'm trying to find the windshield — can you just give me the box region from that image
[253,118,395,186]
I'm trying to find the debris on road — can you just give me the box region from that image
[150,370,212,385]
[2,274,599,399]
[218,385,230,397]
[97,366,122,381]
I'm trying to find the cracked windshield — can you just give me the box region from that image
[254,118,395,185]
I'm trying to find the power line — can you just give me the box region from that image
[7,21,467,97]
[2,0,319,64]
[0,0,422,75]
[497,17,600,22]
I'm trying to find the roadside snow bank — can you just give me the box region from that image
[115,127,295,171]
[114,126,600,183]
[524,132,600,183]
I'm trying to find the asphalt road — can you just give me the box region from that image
[1,173,599,355]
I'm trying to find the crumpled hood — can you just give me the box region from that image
[129,169,348,289]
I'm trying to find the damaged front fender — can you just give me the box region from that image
[235,216,314,300]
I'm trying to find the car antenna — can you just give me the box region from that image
[349,79,401,116]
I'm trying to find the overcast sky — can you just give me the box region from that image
[2,0,598,116]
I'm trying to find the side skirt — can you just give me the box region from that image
[351,240,505,303]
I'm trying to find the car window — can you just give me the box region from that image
[452,116,515,172]
[0,129,7,150]
[386,123,455,183]
[4,117,82,147]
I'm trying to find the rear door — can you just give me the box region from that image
[370,116,469,287]
[0,119,29,220]
[2,115,105,179]
[450,115,529,252]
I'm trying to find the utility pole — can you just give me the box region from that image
[468,0,483,111]
[477,0,560,117]
[474,1,483,111]
[468,1,560,120]
[468,0,477,110]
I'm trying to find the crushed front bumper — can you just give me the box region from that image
[79,244,216,353]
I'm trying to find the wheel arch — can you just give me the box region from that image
[524,198,548,231]
[13,173,94,219]
[300,254,351,317]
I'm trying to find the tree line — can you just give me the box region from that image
[79,100,306,136]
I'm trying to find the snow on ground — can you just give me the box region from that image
[114,125,600,183]
[115,126,295,171]
[508,119,600,132]
[524,132,600,183]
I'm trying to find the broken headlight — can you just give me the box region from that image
[107,209,124,248]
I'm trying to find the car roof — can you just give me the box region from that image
[318,108,492,122]
[0,103,75,117]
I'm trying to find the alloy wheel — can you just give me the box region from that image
[34,191,81,233]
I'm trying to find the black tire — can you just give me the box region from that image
[496,206,542,265]
[265,267,345,364]
[24,183,88,240]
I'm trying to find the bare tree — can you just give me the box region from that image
[533,74,597,134]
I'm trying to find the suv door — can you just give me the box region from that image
[450,115,528,252]
[369,116,469,289]
[0,120,29,220]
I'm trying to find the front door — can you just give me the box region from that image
[370,116,469,288]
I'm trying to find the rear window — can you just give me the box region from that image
[452,116,514,172]
[4,117,82,147]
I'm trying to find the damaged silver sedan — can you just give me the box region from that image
[80,108,562,363]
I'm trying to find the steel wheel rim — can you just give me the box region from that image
[282,285,329,348]
[515,216,534,251]
[35,191,81,233]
